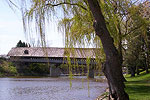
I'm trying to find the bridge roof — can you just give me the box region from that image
[7,47,98,58]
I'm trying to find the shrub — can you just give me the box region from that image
[8,66,18,74]
[0,59,18,76]
[27,63,49,75]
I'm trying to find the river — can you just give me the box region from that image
[0,77,107,100]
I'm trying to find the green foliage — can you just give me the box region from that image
[2,65,17,74]
[123,2,150,76]
[0,60,49,76]
[59,64,68,71]
[125,72,150,100]
[0,72,3,77]
[0,60,18,76]
[26,63,49,76]
[124,35,144,66]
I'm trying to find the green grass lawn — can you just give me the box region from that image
[125,72,150,100]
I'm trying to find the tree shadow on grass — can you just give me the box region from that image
[125,73,150,99]
[126,79,150,84]
[125,84,150,100]
[126,85,150,93]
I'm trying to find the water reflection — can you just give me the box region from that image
[0,77,107,100]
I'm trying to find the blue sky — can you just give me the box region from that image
[0,0,64,55]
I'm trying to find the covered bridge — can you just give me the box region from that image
[7,47,98,77]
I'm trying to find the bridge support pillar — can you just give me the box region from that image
[50,64,61,77]
[88,66,94,78]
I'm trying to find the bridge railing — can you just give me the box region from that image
[10,57,96,65]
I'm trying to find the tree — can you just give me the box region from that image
[16,40,23,47]
[8,0,131,99]
[86,0,129,99]
[16,40,30,47]
[124,33,146,76]
[123,1,150,76]
[139,0,150,73]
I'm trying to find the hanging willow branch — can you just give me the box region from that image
[46,2,88,11]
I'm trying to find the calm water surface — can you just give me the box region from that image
[0,77,107,100]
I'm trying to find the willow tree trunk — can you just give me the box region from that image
[86,0,129,99]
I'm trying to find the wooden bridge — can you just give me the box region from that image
[7,47,98,78]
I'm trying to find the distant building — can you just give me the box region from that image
[0,54,9,59]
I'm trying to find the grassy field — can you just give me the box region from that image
[125,72,150,100]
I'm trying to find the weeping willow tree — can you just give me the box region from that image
[7,0,147,99]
